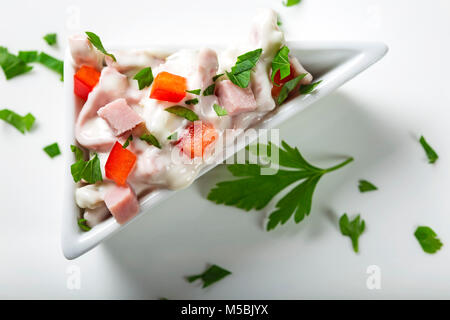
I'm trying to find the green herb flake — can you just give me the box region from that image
[212,73,224,82]
[226,48,262,88]
[213,104,228,116]
[277,74,307,105]
[339,213,365,253]
[140,133,161,149]
[185,98,199,105]
[167,132,178,141]
[203,83,215,96]
[78,218,91,232]
[18,51,39,63]
[415,226,443,254]
[186,265,232,288]
[85,31,116,62]
[299,80,322,94]
[358,180,378,193]
[133,67,153,90]
[0,46,33,79]
[283,0,301,7]
[271,46,290,83]
[43,142,61,158]
[165,105,199,121]
[186,89,201,95]
[208,141,353,231]
[0,109,35,134]
[70,147,102,184]
[38,52,64,81]
[123,135,133,149]
[43,33,57,46]
[419,136,438,164]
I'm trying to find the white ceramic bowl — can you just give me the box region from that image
[62,41,388,259]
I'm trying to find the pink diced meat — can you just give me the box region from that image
[104,185,139,225]
[215,80,257,116]
[97,98,143,136]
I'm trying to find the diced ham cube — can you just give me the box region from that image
[104,184,139,225]
[97,98,143,136]
[215,80,257,116]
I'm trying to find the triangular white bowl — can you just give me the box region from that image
[62,41,388,259]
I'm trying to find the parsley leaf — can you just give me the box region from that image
[283,0,301,6]
[70,146,103,184]
[123,135,133,149]
[226,48,262,88]
[78,218,91,232]
[43,33,57,46]
[85,31,116,62]
[358,180,378,193]
[208,141,353,231]
[299,80,322,94]
[140,133,161,149]
[415,226,443,254]
[186,265,232,288]
[203,83,215,96]
[277,74,307,105]
[18,51,39,63]
[212,73,224,82]
[165,105,199,121]
[43,142,61,158]
[419,136,438,164]
[271,46,290,83]
[167,132,178,141]
[133,67,153,90]
[0,109,35,134]
[213,104,228,116]
[339,213,365,253]
[186,89,201,95]
[38,52,64,81]
[0,46,33,79]
[185,98,199,105]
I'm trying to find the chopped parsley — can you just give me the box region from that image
[167,132,178,141]
[415,226,443,254]
[186,89,201,95]
[277,74,307,105]
[358,180,378,193]
[213,104,228,116]
[339,213,365,253]
[0,109,35,134]
[133,67,154,90]
[78,218,91,232]
[85,31,116,62]
[271,46,290,83]
[226,48,262,88]
[140,133,161,149]
[202,83,215,96]
[18,51,39,63]
[70,145,103,184]
[212,73,224,82]
[299,80,322,94]
[123,135,133,149]
[43,142,61,158]
[43,33,57,46]
[186,265,232,288]
[0,46,33,79]
[165,105,199,121]
[283,0,301,6]
[185,98,199,105]
[38,52,64,81]
[208,141,353,231]
[419,136,438,164]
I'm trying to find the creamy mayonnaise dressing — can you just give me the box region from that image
[70,9,312,227]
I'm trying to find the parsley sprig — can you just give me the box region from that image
[339,213,365,253]
[208,141,353,231]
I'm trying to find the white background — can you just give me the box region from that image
[1,0,450,299]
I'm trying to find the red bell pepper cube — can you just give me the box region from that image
[105,141,137,186]
[180,122,217,159]
[74,65,101,100]
[150,71,187,103]
[271,65,296,98]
